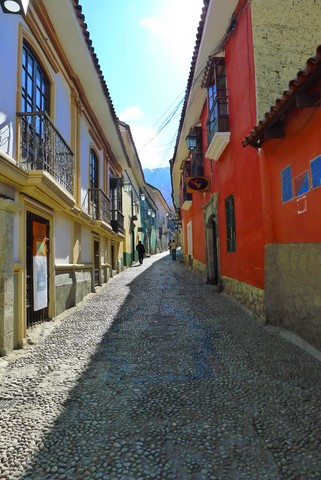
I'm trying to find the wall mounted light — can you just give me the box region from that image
[140,192,146,201]
[123,182,132,193]
[147,208,152,216]
[0,0,29,14]
[185,132,198,151]
[151,212,155,218]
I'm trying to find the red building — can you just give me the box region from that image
[244,46,321,348]
[171,0,321,323]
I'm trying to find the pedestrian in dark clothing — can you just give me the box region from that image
[136,241,145,264]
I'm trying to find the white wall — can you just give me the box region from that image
[54,74,71,144]
[55,213,72,263]
[81,226,91,263]
[0,17,20,158]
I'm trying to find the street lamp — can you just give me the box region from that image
[123,182,132,193]
[185,132,198,151]
[0,0,29,14]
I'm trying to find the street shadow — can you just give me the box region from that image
[5,251,321,479]
[15,252,226,479]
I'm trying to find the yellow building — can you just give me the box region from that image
[0,0,129,355]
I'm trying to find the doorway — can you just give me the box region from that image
[94,240,100,287]
[206,214,220,285]
[26,212,49,328]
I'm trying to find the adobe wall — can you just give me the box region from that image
[252,0,321,119]
[265,244,321,349]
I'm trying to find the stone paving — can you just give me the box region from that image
[1,252,321,480]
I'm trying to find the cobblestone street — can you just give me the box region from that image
[1,252,321,480]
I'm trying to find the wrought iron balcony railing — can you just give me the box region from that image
[111,209,124,234]
[88,188,111,224]
[17,111,74,194]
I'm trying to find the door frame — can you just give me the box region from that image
[204,194,221,285]
[22,196,54,335]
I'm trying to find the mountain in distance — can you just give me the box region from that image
[144,167,173,207]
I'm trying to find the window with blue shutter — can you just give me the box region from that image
[294,171,309,197]
[281,166,293,203]
[310,155,321,189]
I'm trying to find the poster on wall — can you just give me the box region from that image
[32,221,48,311]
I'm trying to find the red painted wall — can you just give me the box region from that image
[213,5,265,288]
[181,3,266,289]
[261,98,321,243]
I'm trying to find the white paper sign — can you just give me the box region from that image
[33,255,48,311]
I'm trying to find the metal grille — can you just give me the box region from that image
[18,112,74,194]
[225,194,236,253]
[88,188,111,223]
[94,240,100,287]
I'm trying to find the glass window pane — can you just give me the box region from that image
[22,44,49,113]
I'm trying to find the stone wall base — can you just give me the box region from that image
[222,276,265,321]
[191,258,207,281]
[265,243,321,350]
[55,269,93,316]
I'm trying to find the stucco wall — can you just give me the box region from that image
[265,243,321,349]
[55,269,92,316]
[252,0,321,119]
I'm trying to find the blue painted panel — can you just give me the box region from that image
[294,171,309,197]
[310,155,321,189]
[281,166,293,203]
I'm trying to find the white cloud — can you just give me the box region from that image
[118,105,144,122]
[119,107,170,170]
[140,0,203,69]
[129,124,164,170]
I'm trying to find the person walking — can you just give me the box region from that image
[170,239,177,261]
[136,240,146,265]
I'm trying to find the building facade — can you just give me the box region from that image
[171,0,321,322]
[243,46,321,349]
[145,184,171,253]
[0,0,129,355]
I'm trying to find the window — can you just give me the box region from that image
[190,127,204,176]
[294,171,309,197]
[281,166,293,203]
[206,59,229,143]
[110,177,122,212]
[90,150,99,189]
[22,43,49,113]
[225,195,236,253]
[310,155,321,189]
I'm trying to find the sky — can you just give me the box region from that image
[79,0,204,170]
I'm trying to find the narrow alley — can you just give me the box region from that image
[1,253,321,480]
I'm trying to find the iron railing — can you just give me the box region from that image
[111,210,124,234]
[88,188,111,224]
[18,111,74,194]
